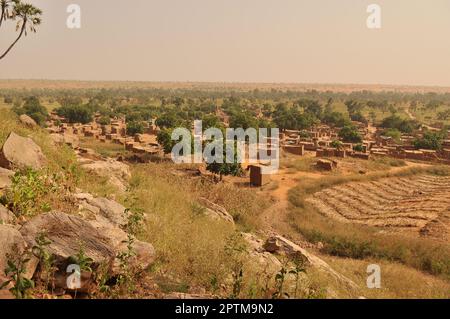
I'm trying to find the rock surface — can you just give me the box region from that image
[198,197,235,224]
[20,212,116,266]
[19,212,155,275]
[0,132,47,170]
[0,205,15,224]
[79,159,131,192]
[50,133,79,149]
[263,235,358,289]
[0,167,14,190]
[0,224,38,279]
[19,114,37,128]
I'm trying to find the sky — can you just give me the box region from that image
[0,0,449,86]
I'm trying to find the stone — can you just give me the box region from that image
[50,134,79,149]
[0,224,38,280]
[241,233,282,274]
[19,212,116,266]
[20,212,155,276]
[0,132,47,170]
[80,159,131,192]
[0,205,15,224]
[90,197,127,227]
[0,167,14,190]
[198,197,234,225]
[263,237,282,253]
[263,235,358,289]
[19,114,37,128]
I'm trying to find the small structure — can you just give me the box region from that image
[282,145,305,156]
[249,165,271,187]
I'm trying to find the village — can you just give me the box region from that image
[44,109,450,188]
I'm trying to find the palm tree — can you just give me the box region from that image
[0,1,42,60]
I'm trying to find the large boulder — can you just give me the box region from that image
[0,167,14,190]
[20,212,155,274]
[75,193,127,227]
[0,132,47,170]
[20,212,116,266]
[19,114,37,128]
[0,224,38,279]
[79,159,131,192]
[198,197,234,225]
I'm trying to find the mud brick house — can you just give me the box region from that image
[249,165,271,187]
[316,148,346,158]
[299,141,316,151]
[282,145,305,156]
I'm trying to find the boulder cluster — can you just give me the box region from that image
[0,132,155,298]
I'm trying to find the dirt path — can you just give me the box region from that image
[405,106,440,131]
[258,169,322,238]
[258,161,430,238]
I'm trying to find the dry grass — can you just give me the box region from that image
[287,167,450,280]
[111,162,272,290]
[319,255,450,299]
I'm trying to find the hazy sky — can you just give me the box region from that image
[1,0,449,86]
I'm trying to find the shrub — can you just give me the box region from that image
[13,96,48,126]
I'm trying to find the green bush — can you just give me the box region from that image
[56,105,93,124]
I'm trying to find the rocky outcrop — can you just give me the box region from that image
[198,197,234,225]
[241,233,282,274]
[0,167,14,190]
[79,159,131,192]
[0,132,47,170]
[19,114,37,128]
[20,212,117,266]
[263,235,358,289]
[75,193,127,227]
[19,211,155,277]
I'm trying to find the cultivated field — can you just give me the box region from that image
[307,174,450,240]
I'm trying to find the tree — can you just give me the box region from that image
[382,128,401,143]
[12,96,48,125]
[56,105,93,124]
[350,111,368,124]
[353,144,364,152]
[414,131,444,151]
[322,112,350,128]
[205,141,242,181]
[345,100,364,115]
[0,1,42,61]
[338,126,362,143]
[229,112,257,130]
[380,115,418,134]
[330,140,343,149]
[202,114,223,130]
[157,129,175,154]
[155,112,182,129]
[126,121,144,136]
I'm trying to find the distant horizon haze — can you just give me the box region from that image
[1,0,449,87]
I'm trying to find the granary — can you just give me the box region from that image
[249,165,271,187]
[282,145,305,156]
